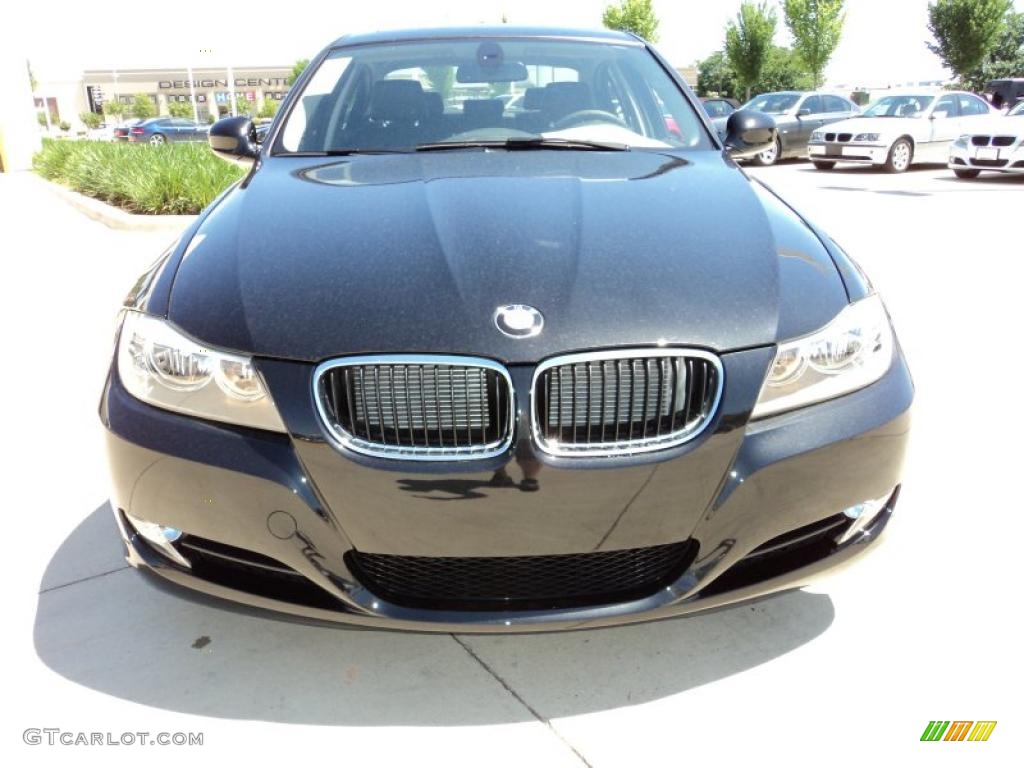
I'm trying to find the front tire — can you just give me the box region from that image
[752,137,781,167]
[884,138,913,173]
[812,160,836,170]
[954,168,981,179]
[149,133,166,146]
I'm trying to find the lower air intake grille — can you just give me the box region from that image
[533,349,722,456]
[316,356,514,460]
[346,541,698,611]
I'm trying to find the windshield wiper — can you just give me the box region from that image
[415,137,630,152]
[284,148,412,157]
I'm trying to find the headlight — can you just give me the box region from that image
[953,134,969,148]
[853,133,880,142]
[810,130,825,142]
[116,310,286,431]
[752,294,894,419]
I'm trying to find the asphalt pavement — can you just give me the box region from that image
[2,162,1020,767]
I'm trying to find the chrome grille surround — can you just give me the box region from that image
[531,348,724,458]
[314,355,515,461]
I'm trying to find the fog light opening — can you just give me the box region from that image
[836,490,895,545]
[126,514,191,567]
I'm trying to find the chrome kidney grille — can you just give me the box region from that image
[532,349,722,456]
[315,355,514,460]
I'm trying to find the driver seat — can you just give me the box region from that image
[541,82,593,128]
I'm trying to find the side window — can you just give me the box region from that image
[933,95,958,118]
[959,95,989,116]
[824,95,849,113]
[802,95,824,114]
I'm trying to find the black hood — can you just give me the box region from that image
[167,150,847,362]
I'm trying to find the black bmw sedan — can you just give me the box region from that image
[101,27,912,632]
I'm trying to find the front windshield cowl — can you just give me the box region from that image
[273,37,711,156]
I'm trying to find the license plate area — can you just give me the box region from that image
[975,147,1000,161]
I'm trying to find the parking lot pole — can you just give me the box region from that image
[187,65,199,124]
[227,64,238,118]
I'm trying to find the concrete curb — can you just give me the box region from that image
[35,175,197,231]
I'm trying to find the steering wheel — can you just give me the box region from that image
[550,109,628,131]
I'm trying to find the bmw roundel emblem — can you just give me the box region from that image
[494,304,544,339]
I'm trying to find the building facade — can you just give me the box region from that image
[36,65,293,129]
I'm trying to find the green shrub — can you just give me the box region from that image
[167,100,194,119]
[80,111,103,129]
[58,120,71,132]
[33,139,244,215]
[132,93,157,119]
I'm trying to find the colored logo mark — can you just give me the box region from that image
[921,721,997,742]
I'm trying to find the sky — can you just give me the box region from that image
[11,0,1023,87]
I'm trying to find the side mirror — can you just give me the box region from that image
[208,116,258,166]
[798,107,812,117]
[723,109,778,159]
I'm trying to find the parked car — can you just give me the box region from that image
[713,91,859,165]
[128,117,209,145]
[112,118,142,141]
[948,98,1024,178]
[86,122,116,142]
[983,78,1024,112]
[700,96,740,119]
[808,90,994,173]
[102,26,912,632]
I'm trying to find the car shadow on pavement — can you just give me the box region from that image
[34,503,835,726]
[794,162,950,174]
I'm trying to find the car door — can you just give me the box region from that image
[957,93,993,132]
[924,94,960,161]
[790,94,824,152]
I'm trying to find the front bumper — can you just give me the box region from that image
[808,142,889,165]
[949,142,1024,173]
[101,347,913,633]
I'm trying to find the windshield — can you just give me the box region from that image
[742,93,800,114]
[1010,101,1024,116]
[275,38,709,153]
[862,95,935,118]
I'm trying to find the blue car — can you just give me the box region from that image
[128,117,209,145]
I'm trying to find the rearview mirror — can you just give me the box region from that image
[208,116,259,167]
[723,110,778,159]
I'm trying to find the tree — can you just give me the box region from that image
[131,93,156,119]
[697,46,812,100]
[783,0,846,88]
[258,99,280,118]
[697,51,739,98]
[27,60,37,92]
[287,58,310,86]
[602,0,660,42]
[103,101,125,122]
[167,100,193,118]
[962,11,1024,90]
[725,2,778,100]
[927,0,1013,81]
[758,46,816,92]
[79,111,103,129]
